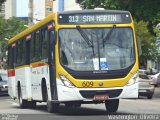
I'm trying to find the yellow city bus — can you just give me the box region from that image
[7,10,140,113]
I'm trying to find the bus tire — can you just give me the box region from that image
[65,102,81,108]
[65,102,73,107]
[42,80,47,102]
[28,101,36,108]
[74,103,81,107]
[105,99,119,113]
[18,84,28,108]
[47,101,59,113]
[45,84,59,113]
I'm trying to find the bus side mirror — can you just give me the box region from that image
[136,37,142,56]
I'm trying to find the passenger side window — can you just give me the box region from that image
[16,41,21,65]
[42,28,48,59]
[8,46,12,69]
[35,30,41,60]
[30,33,35,61]
[30,30,42,62]
[21,39,25,64]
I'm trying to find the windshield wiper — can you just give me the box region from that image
[103,25,116,44]
[76,26,93,47]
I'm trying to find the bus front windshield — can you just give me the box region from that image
[59,27,135,71]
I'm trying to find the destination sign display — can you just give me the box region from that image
[58,13,131,24]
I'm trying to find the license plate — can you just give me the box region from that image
[94,94,109,101]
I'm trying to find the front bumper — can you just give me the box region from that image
[56,79,138,102]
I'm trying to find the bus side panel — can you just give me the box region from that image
[16,67,27,99]
[8,76,16,99]
[31,66,41,100]
[25,67,32,100]
[31,65,51,101]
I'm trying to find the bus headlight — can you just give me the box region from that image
[126,72,138,86]
[59,74,75,88]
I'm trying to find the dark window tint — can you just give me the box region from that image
[16,41,21,64]
[25,39,31,64]
[42,29,48,59]
[30,30,41,62]
[35,30,41,60]
[30,33,35,61]
[8,46,13,68]
[21,39,25,64]
[15,39,24,66]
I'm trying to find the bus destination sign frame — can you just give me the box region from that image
[58,13,131,24]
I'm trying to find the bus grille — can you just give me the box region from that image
[79,89,123,99]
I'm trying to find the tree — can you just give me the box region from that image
[0,17,28,42]
[134,21,158,68]
[0,17,28,69]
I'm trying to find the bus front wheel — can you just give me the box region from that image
[105,99,119,113]
[65,102,81,108]
[47,101,59,113]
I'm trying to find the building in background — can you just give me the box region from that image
[4,0,12,19]
[53,0,81,12]
[3,0,29,20]
[0,3,5,17]
[28,0,81,25]
[28,0,53,25]
[64,0,81,11]
[2,0,81,24]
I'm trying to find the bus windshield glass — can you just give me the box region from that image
[59,27,135,71]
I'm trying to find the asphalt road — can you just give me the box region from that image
[0,87,160,120]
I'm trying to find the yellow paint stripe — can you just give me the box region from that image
[31,62,49,68]
[13,62,49,70]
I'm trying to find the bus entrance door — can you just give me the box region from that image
[48,30,57,100]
